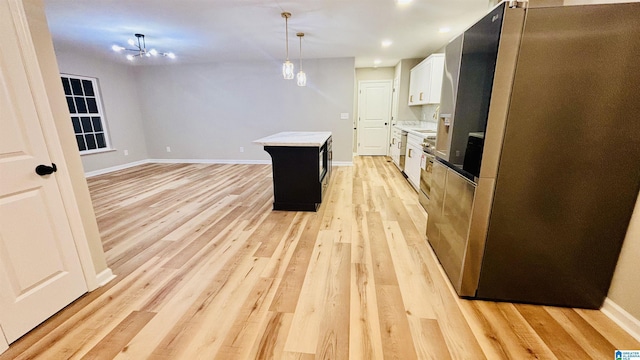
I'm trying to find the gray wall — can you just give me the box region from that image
[134,58,355,163]
[55,49,149,173]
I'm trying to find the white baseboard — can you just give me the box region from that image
[149,158,271,165]
[333,161,353,166]
[84,159,151,178]
[95,268,116,288]
[601,297,640,342]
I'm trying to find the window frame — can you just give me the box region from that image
[60,73,112,155]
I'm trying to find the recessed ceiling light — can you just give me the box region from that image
[396,0,412,4]
[374,59,382,65]
[381,40,393,47]
[439,27,451,33]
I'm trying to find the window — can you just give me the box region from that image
[61,74,111,154]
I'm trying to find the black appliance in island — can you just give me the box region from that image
[427,1,640,309]
[254,132,332,212]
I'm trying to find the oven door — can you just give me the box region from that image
[418,151,434,211]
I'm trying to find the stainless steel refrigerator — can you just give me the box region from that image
[427,1,640,309]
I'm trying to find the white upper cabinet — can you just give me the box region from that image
[408,54,445,106]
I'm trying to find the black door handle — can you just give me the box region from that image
[35,163,57,176]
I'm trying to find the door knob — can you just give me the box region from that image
[35,163,57,176]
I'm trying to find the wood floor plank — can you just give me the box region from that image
[375,284,419,360]
[315,242,351,360]
[516,304,592,359]
[407,317,453,360]
[81,311,156,360]
[366,211,399,286]
[248,311,294,360]
[2,158,637,360]
[574,309,640,350]
[349,262,384,360]
[284,230,336,353]
[468,300,556,360]
[544,306,616,360]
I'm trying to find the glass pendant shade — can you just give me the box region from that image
[297,71,306,87]
[283,60,295,79]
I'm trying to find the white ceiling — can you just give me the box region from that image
[44,0,492,68]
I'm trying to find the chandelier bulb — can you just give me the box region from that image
[127,38,135,46]
[126,54,134,61]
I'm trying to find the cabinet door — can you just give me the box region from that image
[408,63,423,106]
[418,60,433,104]
[427,55,445,104]
[405,143,421,188]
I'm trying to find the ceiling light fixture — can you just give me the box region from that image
[395,0,413,5]
[112,33,175,61]
[296,33,307,87]
[374,59,382,65]
[281,12,294,79]
[381,40,393,48]
[439,27,451,33]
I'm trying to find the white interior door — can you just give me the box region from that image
[0,0,87,344]
[357,80,392,156]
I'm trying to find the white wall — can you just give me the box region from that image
[55,49,149,172]
[134,58,355,163]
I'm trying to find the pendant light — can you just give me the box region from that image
[296,33,307,87]
[281,12,294,79]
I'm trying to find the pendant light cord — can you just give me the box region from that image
[299,34,303,70]
[285,15,290,61]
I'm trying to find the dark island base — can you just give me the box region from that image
[264,139,331,212]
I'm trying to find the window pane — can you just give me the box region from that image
[76,135,86,151]
[61,78,72,95]
[85,134,97,150]
[81,117,92,132]
[91,117,103,131]
[74,97,87,113]
[86,98,98,113]
[95,133,106,148]
[66,96,76,113]
[70,78,83,95]
[82,80,95,96]
[72,117,82,133]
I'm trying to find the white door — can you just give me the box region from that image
[357,80,392,156]
[0,0,87,343]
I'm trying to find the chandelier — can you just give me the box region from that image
[111,33,175,61]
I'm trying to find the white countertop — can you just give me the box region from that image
[394,125,437,139]
[253,131,332,147]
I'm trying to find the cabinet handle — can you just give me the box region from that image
[398,141,402,149]
[419,92,424,101]
[409,95,413,103]
[392,138,396,145]
[408,148,412,158]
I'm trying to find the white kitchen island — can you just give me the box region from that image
[254,132,332,211]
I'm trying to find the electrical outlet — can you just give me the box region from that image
[240,147,244,153]
[166,146,171,152]
[123,150,129,156]
[340,113,349,120]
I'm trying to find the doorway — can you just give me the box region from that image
[356,80,392,156]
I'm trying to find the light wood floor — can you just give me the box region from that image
[2,156,639,359]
